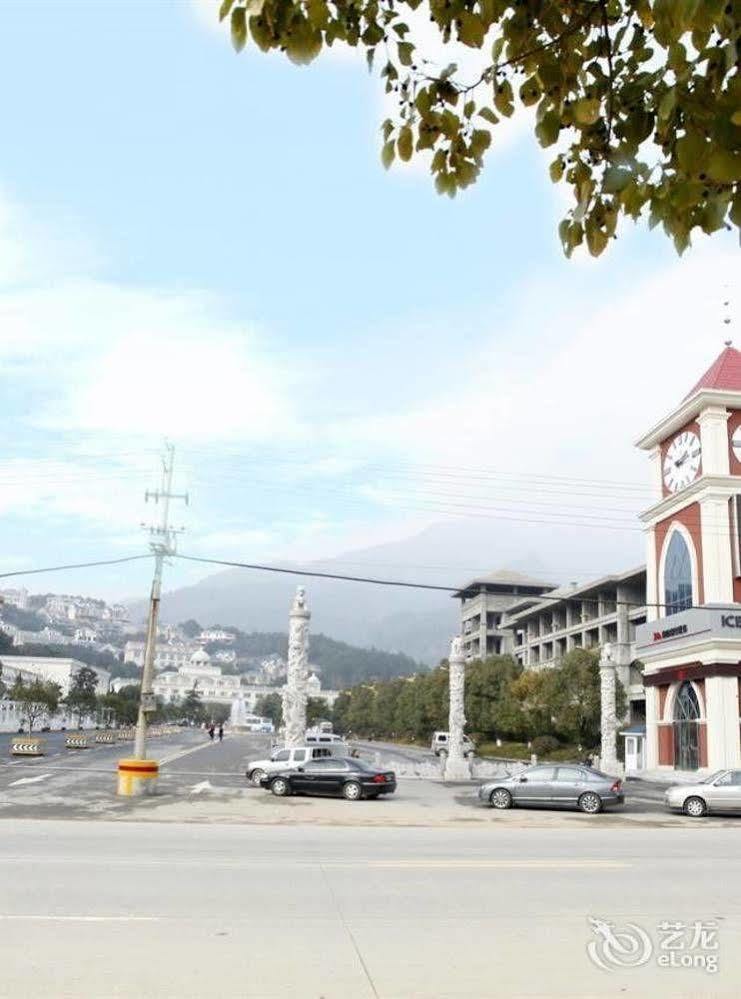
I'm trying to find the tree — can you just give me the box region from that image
[98,686,140,726]
[179,619,203,639]
[255,691,283,728]
[465,655,524,739]
[307,697,329,726]
[64,666,100,727]
[182,684,206,724]
[10,677,62,733]
[222,0,740,256]
[548,648,626,746]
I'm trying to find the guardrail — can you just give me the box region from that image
[10,736,44,757]
[65,734,90,750]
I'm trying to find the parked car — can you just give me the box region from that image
[261,756,397,801]
[665,769,741,817]
[245,744,343,786]
[431,731,475,757]
[478,764,624,814]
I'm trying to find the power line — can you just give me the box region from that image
[0,555,152,581]
[174,553,655,610]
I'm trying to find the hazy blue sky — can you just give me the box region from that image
[0,0,736,602]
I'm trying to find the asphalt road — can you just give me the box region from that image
[0,820,738,998]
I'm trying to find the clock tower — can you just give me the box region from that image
[635,344,741,772]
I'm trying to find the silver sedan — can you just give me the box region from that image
[478,764,624,814]
[665,769,741,817]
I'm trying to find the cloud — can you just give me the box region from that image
[330,243,738,486]
[0,280,303,444]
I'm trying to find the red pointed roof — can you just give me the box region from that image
[684,344,741,400]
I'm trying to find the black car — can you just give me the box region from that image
[261,756,397,801]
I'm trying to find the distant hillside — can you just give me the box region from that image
[129,519,641,663]
[217,628,423,689]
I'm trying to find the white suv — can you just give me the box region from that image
[246,745,340,786]
[431,731,475,757]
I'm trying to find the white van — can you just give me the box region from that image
[431,731,476,757]
[245,743,347,786]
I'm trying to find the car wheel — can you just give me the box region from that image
[249,768,266,787]
[489,788,513,810]
[683,795,707,818]
[578,792,602,814]
[270,777,290,797]
[343,781,362,801]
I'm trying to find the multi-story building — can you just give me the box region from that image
[123,640,201,671]
[453,571,557,660]
[635,343,741,773]
[0,588,30,610]
[504,567,647,723]
[0,656,110,696]
[198,629,235,644]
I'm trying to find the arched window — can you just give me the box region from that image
[673,681,700,723]
[664,531,693,615]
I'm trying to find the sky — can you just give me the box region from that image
[0,0,737,604]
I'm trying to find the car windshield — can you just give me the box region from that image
[700,770,727,784]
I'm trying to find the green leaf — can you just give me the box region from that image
[397,126,414,162]
[494,80,514,118]
[397,42,414,67]
[549,157,564,183]
[219,0,237,23]
[706,149,741,183]
[535,110,560,147]
[381,141,395,170]
[458,11,485,49]
[230,7,247,52]
[573,98,601,126]
[478,107,499,126]
[602,166,632,194]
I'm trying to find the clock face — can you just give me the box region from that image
[663,431,701,493]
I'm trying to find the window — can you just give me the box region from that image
[293,750,306,762]
[555,767,585,781]
[664,531,693,615]
[731,771,741,786]
[305,759,346,771]
[527,767,556,781]
[714,771,732,786]
[273,750,290,762]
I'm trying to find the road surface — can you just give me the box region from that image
[0,819,738,998]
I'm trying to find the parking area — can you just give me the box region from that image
[1,730,739,828]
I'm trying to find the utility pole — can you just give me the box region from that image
[133,442,187,760]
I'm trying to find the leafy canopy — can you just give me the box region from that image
[221,0,740,256]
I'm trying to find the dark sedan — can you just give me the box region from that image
[260,756,397,801]
[478,764,624,814]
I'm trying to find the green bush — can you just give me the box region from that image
[531,735,560,758]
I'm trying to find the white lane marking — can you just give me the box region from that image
[0,915,160,922]
[158,741,218,767]
[7,774,52,787]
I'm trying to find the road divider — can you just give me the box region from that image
[65,735,90,750]
[10,737,44,757]
[95,732,116,745]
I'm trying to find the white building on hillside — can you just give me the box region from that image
[0,656,110,696]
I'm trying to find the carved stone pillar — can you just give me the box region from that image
[599,642,619,774]
[284,586,310,746]
[444,636,472,781]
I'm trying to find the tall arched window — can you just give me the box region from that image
[664,531,693,615]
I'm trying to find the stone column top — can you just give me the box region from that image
[290,586,311,618]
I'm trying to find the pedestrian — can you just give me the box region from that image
[208,723,215,741]
[218,723,224,742]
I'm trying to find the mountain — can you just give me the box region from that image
[128,518,642,664]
